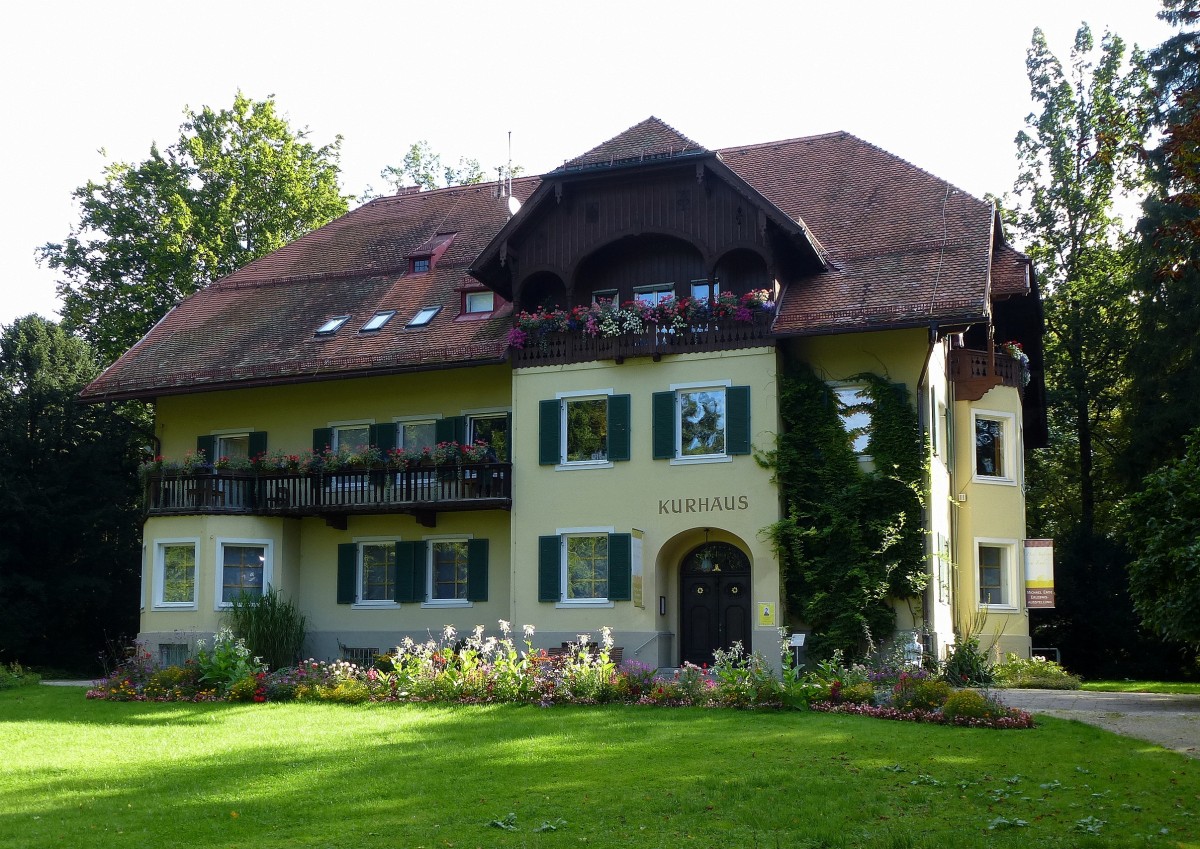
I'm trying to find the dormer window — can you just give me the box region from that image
[315,315,350,336]
[465,291,495,314]
[410,257,431,274]
[407,307,441,328]
[360,311,396,332]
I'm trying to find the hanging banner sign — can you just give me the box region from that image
[1024,538,1055,608]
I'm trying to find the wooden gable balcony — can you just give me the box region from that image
[949,348,1028,402]
[144,463,512,529]
[511,314,773,367]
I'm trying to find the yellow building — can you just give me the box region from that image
[82,118,1045,670]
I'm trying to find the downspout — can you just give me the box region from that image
[914,321,940,640]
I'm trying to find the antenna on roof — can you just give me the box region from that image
[505,131,521,216]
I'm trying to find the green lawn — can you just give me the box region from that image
[1082,680,1200,695]
[2,687,1197,849]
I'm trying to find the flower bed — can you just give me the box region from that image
[85,625,1033,729]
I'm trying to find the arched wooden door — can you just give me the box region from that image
[679,541,751,666]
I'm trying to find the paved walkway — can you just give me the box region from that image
[996,688,1200,759]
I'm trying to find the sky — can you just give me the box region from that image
[0,0,1176,329]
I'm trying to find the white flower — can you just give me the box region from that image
[600,626,614,649]
[523,624,536,639]
[498,619,511,636]
[443,625,457,642]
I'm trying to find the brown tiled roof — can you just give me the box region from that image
[718,132,996,334]
[82,121,1026,401]
[81,179,539,401]
[561,116,704,170]
[991,243,1031,297]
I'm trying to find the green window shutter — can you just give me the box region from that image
[726,385,752,455]
[312,427,333,453]
[336,543,357,605]
[248,431,268,458]
[369,423,397,453]
[435,416,466,445]
[538,535,561,602]
[467,539,489,602]
[652,391,676,459]
[608,394,631,462]
[396,541,421,603]
[196,435,216,464]
[539,399,561,465]
[608,533,632,601]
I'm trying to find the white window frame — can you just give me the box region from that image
[353,537,401,609]
[315,315,350,335]
[328,420,373,452]
[975,537,1020,611]
[556,388,614,470]
[971,408,1019,485]
[153,538,199,610]
[466,410,511,460]
[214,538,273,610]
[464,291,495,314]
[394,415,440,451]
[556,525,616,608]
[422,534,475,609]
[669,379,733,466]
[633,283,675,306]
[831,382,873,459]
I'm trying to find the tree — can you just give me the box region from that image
[39,92,349,364]
[1125,1,1200,482]
[1124,426,1200,651]
[380,140,486,192]
[0,316,144,672]
[1009,25,1156,676]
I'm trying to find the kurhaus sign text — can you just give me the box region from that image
[659,495,749,515]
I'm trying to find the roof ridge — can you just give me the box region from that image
[717,130,849,155]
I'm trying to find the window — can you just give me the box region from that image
[972,409,1017,483]
[159,644,189,667]
[539,392,630,467]
[976,539,1019,609]
[652,384,751,463]
[337,539,487,605]
[315,315,350,335]
[407,306,440,327]
[592,288,617,305]
[216,433,250,463]
[430,540,469,601]
[634,283,674,307]
[399,419,437,453]
[690,279,718,302]
[464,291,494,314]
[359,542,397,604]
[332,424,370,453]
[216,539,271,607]
[538,530,632,605]
[468,413,510,461]
[410,257,431,274]
[834,384,872,454]
[154,540,198,608]
[360,311,396,332]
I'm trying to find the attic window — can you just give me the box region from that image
[315,315,350,336]
[407,306,441,328]
[360,311,396,332]
[465,291,495,314]
[410,257,431,274]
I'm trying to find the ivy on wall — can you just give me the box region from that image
[758,363,927,660]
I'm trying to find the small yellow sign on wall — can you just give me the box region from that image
[757,602,776,627]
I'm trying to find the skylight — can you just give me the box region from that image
[360,311,396,332]
[407,306,441,328]
[315,315,350,335]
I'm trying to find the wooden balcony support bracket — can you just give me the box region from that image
[415,510,437,529]
[323,514,348,531]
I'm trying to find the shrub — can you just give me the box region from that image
[892,676,952,712]
[941,689,992,721]
[0,662,41,689]
[318,679,370,704]
[992,653,1081,689]
[225,588,307,671]
[143,664,202,700]
[942,636,993,686]
[196,628,265,693]
[840,681,876,704]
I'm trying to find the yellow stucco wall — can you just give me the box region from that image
[510,346,782,665]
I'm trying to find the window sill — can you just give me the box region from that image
[554,461,614,472]
[152,604,198,612]
[555,600,615,609]
[977,603,1020,613]
[972,475,1018,487]
[351,602,401,610]
[670,455,733,466]
[421,600,473,609]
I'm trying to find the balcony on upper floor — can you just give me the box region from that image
[144,462,512,529]
[949,347,1030,402]
[511,312,774,367]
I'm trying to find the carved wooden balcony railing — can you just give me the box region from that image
[949,348,1028,402]
[511,314,774,367]
[144,462,512,528]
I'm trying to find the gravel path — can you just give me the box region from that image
[996,688,1200,759]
